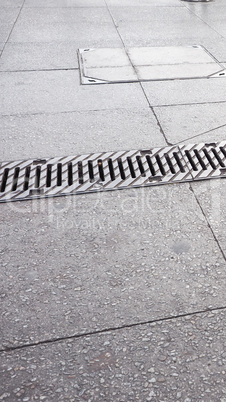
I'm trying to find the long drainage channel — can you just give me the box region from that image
[1,141,226,203]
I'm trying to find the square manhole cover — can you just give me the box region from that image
[78,45,225,84]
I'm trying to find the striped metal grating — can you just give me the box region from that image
[1,142,226,203]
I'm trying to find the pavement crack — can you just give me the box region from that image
[183,3,226,42]
[190,184,226,263]
[153,100,226,108]
[0,0,26,59]
[1,305,226,354]
[174,122,226,145]
[140,84,172,146]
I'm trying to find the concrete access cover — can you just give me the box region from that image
[78,45,225,84]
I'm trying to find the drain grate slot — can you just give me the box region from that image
[220,147,226,159]
[68,162,73,186]
[155,154,166,176]
[127,156,136,179]
[57,163,62,186]
[23,166,31,191]
[98,159,105,181]
[211,148,225,167]
[164,153,175,174]
[194,149,207,170]
[78,161,83,184]
[108,158,115,181]
[88,160,94,182]
[1,168,9,193]
[136,156,146,177]
[127,157,136,178]
[185,150,198,171]
[1,141,226,203]
[203,148,216,169]
[118,158,126,180]
[12,167,20,191]
[173,152,185,173]
[30,189,44,196]
[35,166,41,188]
[46,164,52,187]
[146,155,156,176]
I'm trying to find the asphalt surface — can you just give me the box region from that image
[1,0,226,401]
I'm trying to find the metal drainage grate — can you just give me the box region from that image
[1,142,226,203]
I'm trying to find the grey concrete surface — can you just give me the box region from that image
[18,6,113,23]
[0,108,165,161]
[1,184,226,349]
[0,0,23,6]
[191,179,226,256]
[9,7,121,45]
[112,7,223,46]
[107,0,183,6]
[9,22,121,46]
[0,7,20,42]
[153,103,226,144]
[1,0,226,400]
[0,42,79,71]
[0,71,148,115]
[142,78,226,106]
[1,309,226,401]
[24,0,106,7]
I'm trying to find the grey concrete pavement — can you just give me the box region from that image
[153,103,226,144]
[1,309,226,401]
[1,184,226,350]
[1,0,226,400]
[0,71,148,115]
[0,42,80,71]
[0,108,165,161]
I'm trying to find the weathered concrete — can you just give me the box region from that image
[1,0,226,400]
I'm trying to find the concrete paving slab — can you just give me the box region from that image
[142,78,226,106]
[9,21,121,46]
[185,0,226,14]
[0,42,79,71]
[153,103,226,144]
[0,0,23,6]
[0,27,12,43]
[117,20,222,48]
[192,7,226,23]
[1,309,226,401]
[0,70,148,115]
[0,7,20,24]
[206,21,226,38]
[0,184,226,349]
[0,108,165,161]
[191,179,226,256]
[24,0,106,6]
[19,6,112,23]
[9,10,121,44]
[107,0,183,6]
[110,6,224,51]
[110,5,197,22]
[0,7,20,42]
